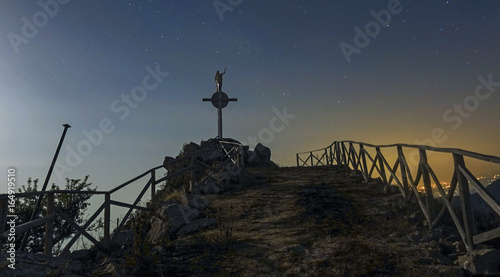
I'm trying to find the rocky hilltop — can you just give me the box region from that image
[2,140,500,276]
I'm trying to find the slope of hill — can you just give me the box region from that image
[4,165,484,276]
[194,166,466,276]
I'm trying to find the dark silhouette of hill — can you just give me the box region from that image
[3,166,493,276]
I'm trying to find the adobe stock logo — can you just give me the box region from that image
[7,0,70,54]
[339,0,404,64]
[408,73,499,166]
[241,106,296,150]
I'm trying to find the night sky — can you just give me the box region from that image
[1,0,500,194]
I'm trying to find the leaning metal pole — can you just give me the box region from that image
[19,123,71,251]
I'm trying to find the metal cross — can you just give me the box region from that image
[202,90,237,139]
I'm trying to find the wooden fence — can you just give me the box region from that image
[0,141,243,256]
[297,140,500,252]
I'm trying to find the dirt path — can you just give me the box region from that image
[199,166,464,276]
[206,169,312,276]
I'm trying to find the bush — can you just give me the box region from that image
[14,176,102,254]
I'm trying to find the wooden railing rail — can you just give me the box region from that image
[297,140,500,252]
[297,141,500,164]
[0,141,245,256]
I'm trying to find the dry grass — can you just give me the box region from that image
[188,166,463,276]
[156,186,188,206]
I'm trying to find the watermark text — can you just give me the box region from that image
[6,168,17,269]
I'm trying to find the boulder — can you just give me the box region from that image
[163,156,176,169]
[198,139,227,164]
[147,203,202,242]
[192,180,223,195]
[162,204,201,233]
[177,218,218,237]
[458,247,500,276]
[247,143,275,167]
[68,249,93,260]
[147,217,171,244]
[198,147,224,165]
[213,172,232,186]
[255,143,271,161]
[62,259,85,275]
[111,230,134,247]
[186,194,209,211]
[246,150,261,166]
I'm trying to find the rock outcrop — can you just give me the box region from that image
[149,138,269,242]
[458,246,500,276]
[247,143,275,167]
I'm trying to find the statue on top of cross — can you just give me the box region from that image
[215,67,227,92]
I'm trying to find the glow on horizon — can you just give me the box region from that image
[1,1,499,195]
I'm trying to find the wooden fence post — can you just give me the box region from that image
[419,149,435,226]
[376,148,387,184]
[360,145,369,182]
[151,170,156,209]
[335,142,341,165]
[44,192,54,256]
[329,145,333,165]
[296,153,300,167]
[341,142,348,168]
[454,154,475,252]
[350,142,358,171]
[104,193,110,249]
[310,152,314,167]
[398,146,410,202]
[336,142,341,165]
[324,148,329,165]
